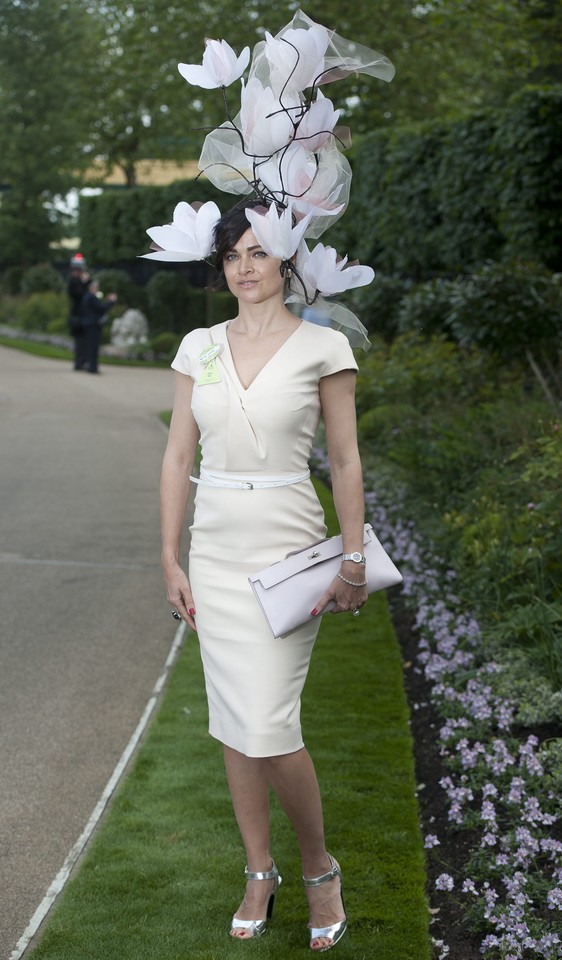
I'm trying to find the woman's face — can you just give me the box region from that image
[222,228,285,304]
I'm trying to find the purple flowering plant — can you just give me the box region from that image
[310,446,562,960]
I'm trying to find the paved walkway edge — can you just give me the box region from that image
[10,621,187,960]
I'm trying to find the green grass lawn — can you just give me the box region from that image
[27,481,429,960]
[0,336,168,366]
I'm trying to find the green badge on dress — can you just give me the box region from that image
[197,344,223,385]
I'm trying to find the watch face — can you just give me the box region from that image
[350,552,363,562]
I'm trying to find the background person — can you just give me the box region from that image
[67,253,89,370]
[80,278,117,374]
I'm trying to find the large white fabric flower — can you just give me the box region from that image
[240,78,300,156]
[178,39,250,89]
[295,91,340,151]
[299,241,375,296]
[257,141,349,237]
[244,203,312,259]
[257,142,317,202]
[143,201,221,261]
[263,24,330,92]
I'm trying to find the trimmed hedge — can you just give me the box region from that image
[79,178,224,264]
[349,84,562,277]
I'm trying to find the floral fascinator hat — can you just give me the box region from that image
[143,9,395,349]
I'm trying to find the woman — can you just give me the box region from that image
[160,200,369,952]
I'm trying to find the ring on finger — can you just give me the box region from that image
[171,610,182,621]
[353,608,361,617]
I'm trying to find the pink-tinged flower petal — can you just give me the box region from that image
[257,142,317,199]
[178,39,249,89]
[143,201,221,261]
[256,141,347,229]
[264,24,330,91]
[296,91,340,150]
[244,203,313,259]
[301,242,374,296]
[240,78,299,155]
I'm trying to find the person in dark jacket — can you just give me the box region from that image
[81,278,117,374]
[67,254,90,370]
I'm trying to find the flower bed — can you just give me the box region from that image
[312,448,562,959]
[372,487,562,959]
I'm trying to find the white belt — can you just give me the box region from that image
[190,468,311,490]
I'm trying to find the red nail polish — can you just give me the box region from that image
[189,608,195,616]
[310,608,318,616]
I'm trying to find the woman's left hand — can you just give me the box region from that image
[311,573,368,618]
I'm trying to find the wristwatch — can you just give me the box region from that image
[341,551,366,564]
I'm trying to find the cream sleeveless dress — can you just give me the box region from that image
[171,319,358,757]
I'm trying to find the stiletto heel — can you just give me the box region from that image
[229,860,282,939]
[303,854,347,952]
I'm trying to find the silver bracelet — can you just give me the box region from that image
[337,572,367,587]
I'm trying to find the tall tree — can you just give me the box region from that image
[0,0,99,265]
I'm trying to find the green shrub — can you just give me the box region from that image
[397,278,459,337]
[432,110,502,272]
[149,331,181,359]
[46,317,69,335]
[16,291,68,331]
[350,274,413,340]
[21,264,64,294]
[356,332,495,420]
[206,290,235,326]
[447,259,562,360]
[348,87,562,278]
[79,178,224,263]
[95,269,146,312]
[494,85,562,270]
[146,271,194,335]
[0,294,22,324]
[1,266,24,294]
[356,331,562,683]
[443,420,562,683]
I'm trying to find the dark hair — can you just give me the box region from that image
[212,198,291,291]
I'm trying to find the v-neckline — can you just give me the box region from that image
[222,320,303,392]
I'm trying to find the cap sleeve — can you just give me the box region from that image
[320,328,359,377]
[171,329,202,377]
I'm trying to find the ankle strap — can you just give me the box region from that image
[245,859,278,881]
[303,854,341,887]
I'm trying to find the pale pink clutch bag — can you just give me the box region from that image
[248,523,403,638]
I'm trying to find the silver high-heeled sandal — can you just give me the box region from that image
[303,854,347,952]
[229,860,282,939]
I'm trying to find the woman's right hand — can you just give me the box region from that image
[163,560,196,632]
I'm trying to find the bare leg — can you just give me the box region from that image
[223,746,277,939]
[224,745,345,950]
[266,749,346,951]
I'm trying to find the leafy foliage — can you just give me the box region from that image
[394,259,562,361]
[95,269,146,311]
[446,260,562,359]
[145,271,194,335]
[15,291,68,332]
[0,1,100,263]
[79,179,223,263]
[357,333,562,686]
[350,86,562,276]
[493,85,562,265]
[21,265,64,295]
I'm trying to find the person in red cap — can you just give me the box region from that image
[67,254,90,370]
